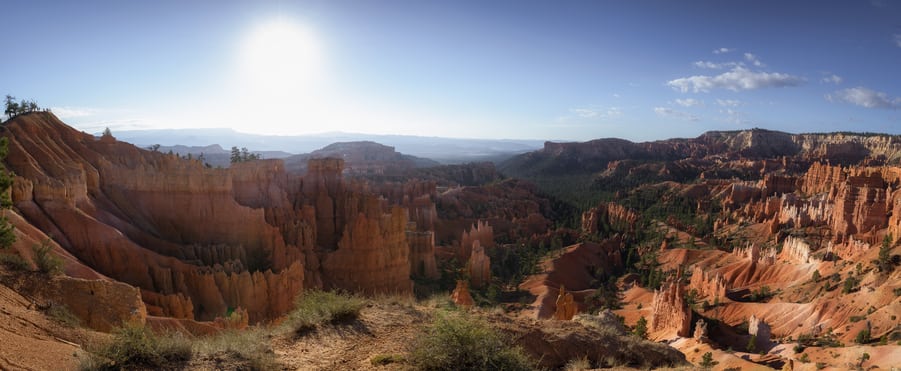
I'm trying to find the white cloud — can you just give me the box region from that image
[674,98,703,107]
[570,106,623,119]
[716,99,741,107]
[895,33,901,48]
[713,47,734,54]
[667,66,804,93]
[827,86,901,109]
[744,53,764,67]
[654,107,699,121]
[821,74,843,84]
[51,106,100,118]
[693,61,738,69]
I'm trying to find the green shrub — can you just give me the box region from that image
[47,303,80,327]
[0,253,30,271]
[370,354,406,366]
[32,239,63,275]
[842,276,860,294]
[286,290,365,334]
[633,316,648,339]
[700,352,717,369]
[410,312,534,371]
[81,323,192,370]
[855,328,870,344]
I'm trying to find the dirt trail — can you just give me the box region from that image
[272,301,430,370]
[0,276,84,371]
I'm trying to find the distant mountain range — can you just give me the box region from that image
[112,128,544,164]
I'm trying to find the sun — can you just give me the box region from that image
[238,19,323,100]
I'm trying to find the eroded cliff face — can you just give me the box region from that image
[649,279,692,339]
[1,113,417,324]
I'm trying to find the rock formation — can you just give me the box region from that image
[748,315,772,348]
[779,236,817,264]
[693,319,709,342]
[649,279,691,338]
[689,265,727,301]
[581,202,639,235]
[1,113,420,325]
[519,239,624,319]
[459,220,494,261]
[467,240,491,288]
[451,280,474,308]
[406,228,439,279]
[553,285,577,320]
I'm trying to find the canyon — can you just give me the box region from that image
[1,112,899,370]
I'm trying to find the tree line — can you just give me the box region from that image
[4,95,45,121]
[230,146,261,163]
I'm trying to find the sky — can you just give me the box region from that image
[2,0,900,142]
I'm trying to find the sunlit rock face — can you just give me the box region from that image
[2,112,419,323]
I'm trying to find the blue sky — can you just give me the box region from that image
[2,0,900,141]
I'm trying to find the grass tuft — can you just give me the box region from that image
[80,322,192,370]
[370,353,406,366]
[32,239,63,275]
[285,290,366,335]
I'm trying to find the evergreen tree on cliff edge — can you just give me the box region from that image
[0,137,15,249]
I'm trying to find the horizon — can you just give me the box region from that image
[3,0,901,142]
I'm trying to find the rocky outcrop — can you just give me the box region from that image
[689,265,727,301]
[467,240,490,288]
[52,277,147,332]
[406,229,439,279]
[459,220,494,262]
[748,315,772,348]
[321,206,412,294]
[779,236,817,264]
[553,285,577,320]
[1,113,419,325]
[519,239,624,319]
[693,319,709,342]
[649,279,692,339]
[451,280,474,308]
[581,202,638,236]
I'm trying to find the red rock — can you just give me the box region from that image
[581,202,638,235]
[459,220,494,262]
[688,265,727,302]
[468,240,490,288]
[553,285,577,320]
[451,280,474,308]
[649,279,691,339]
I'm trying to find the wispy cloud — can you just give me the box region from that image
[712,47,734,54]
[743,53,764,67]
[51,106,100,118]
[668,66,804,93]
[827,86,901,109]
[654,107,699,122]
[674,98,703,107]
[716,99,741,107]
[895,33,901,48]
[570,106,623,119]
[719,108,750,126]
[821,74,843,84]
[693,61,738,69]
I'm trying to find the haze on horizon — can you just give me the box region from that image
[2,0,900,142]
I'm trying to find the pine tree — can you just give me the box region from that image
[0,137,16,249]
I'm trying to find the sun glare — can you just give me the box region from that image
[231,18,327,133]
[238,19,322,99]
